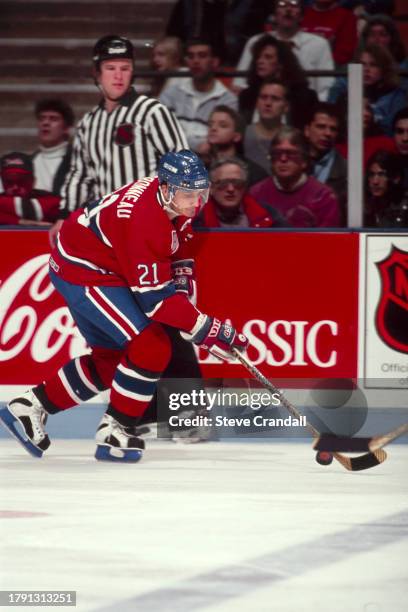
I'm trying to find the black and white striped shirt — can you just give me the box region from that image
[59,88,188,218]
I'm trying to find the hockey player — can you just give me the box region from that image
[0,151,248,463]
[51,34,203,428]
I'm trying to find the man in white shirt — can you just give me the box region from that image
[233,0,334,101]
[160,39,238,151]
[32,99,74,196]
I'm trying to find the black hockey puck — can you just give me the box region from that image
[316,451,334,466]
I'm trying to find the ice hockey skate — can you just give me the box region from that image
[95,413,145,462]
[0,390,50,458]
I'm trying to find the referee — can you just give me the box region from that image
[50,35,201,430]
[49,34,188,244]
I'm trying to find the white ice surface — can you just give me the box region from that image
[0,439,407,612]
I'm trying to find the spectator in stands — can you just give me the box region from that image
[194,157,285,228]
[160,39,238,151]
[360,14,407,66]
[304,102,347,220]
[224,1,274,65]
[0,152,60,225]
[32,99,74,196]
[149,36,185,98]
[360,44,407,136]
[234,0,335,101]
[250,126,341,227]
[166,0,228,62]
[302,0,358,66]
[202,105,268,186]
[243,79,289,174]
[393,107,408,191]
[238,35,318,129]
[166,1,271,65]
[360,15,408,92]
[332,44,407,136]
[337,97,397,167]
[364,150,408,227]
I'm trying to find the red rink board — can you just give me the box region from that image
[194,231,359,379]
[0,230,359,385]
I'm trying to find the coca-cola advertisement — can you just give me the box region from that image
[0,231,86,390]
[0,229,359,393]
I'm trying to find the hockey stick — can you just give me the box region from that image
[232,348,387,471]
[313,422,408,453]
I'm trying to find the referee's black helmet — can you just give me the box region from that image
[93,35,134,69]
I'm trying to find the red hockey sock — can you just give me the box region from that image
[34,348,123,413]
[110,323,172,418]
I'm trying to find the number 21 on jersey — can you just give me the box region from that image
[137,263,159,285]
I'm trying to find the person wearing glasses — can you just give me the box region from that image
[194,157,285,228]
[250,126,341,227]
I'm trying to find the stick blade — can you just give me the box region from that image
[333,449,387,471]
[314,422,408,454]
[314,434,371,452]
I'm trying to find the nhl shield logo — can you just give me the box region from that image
[114,123,134,147]
[375,245,408,353]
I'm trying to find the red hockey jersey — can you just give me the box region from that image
[50,177,201,332]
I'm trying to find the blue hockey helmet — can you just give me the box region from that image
[158,150,209,192]
[158,150,210,216]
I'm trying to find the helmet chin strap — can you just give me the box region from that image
[159,184,180,217]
